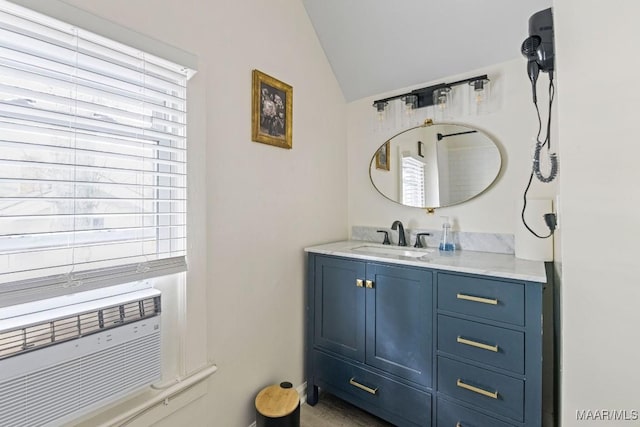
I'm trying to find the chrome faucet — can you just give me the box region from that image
[391,220,407,246]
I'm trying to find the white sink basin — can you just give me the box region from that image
[351,244,433,258]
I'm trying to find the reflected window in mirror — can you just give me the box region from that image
[402,155,426,207]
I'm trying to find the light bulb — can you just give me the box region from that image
[402,95,417,126]
[404,95,417,113]
[372,100,391,132]
[433,87,451,120]
[468,78,491,114]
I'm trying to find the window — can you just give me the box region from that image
[402,155,426,208]
[0,1,194,304]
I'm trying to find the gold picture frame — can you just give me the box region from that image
[252,69,293,149]
[376,141,390,170]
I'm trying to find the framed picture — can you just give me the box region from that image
[375,141,390,171]
[252,69,292,149]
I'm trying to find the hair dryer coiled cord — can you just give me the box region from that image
[531,71,557,183]
[532,142,558,183]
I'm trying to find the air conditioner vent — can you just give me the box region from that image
[0,295,160,360]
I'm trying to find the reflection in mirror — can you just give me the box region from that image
[369,122,501,209]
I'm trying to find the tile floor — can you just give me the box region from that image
[300,392,394,426]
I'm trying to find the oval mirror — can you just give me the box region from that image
[369,122,501,209]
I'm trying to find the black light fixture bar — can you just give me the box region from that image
[372,74,488,109]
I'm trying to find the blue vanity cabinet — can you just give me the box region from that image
[307,254,433,427]
[306,252,546,427]
[435,272,544,427]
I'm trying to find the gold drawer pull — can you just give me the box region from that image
[365,280,374,289]
[457,336,499,353]
[456,293,498,305]
[356,279,364,287]
[456,379,498,399]
[349,377,378,395]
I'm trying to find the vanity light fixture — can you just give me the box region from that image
[373,101,390,131]
[374,100,388,121]
[401,94,418,126]
[468,77,491,115]
[371,74,490,120]
[433,87,452,121]
[403,94,418,112]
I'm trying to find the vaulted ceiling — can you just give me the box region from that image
[302,0,552,102]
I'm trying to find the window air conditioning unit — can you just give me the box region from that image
[0,288,162,427]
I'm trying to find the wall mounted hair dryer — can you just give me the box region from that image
[521,8,554,103]
[520,7,558,239]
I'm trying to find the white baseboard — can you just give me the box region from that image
[248,381,307,427]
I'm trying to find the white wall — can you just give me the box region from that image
[554,1,640,425]
[59,0,348,426]
[348,59,557,235]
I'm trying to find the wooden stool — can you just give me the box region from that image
[255,382,300,427]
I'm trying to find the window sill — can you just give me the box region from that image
[71,364,217,427]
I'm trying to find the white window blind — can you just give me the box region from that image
[402,155,425,208]
[0,1,192,301]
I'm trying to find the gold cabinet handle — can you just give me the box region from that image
[365,280,374,289]
[349,377,378,395]
[456,379,498,399]
[457,336,499,353]
[356,279,364,287]
[456,293,498,305]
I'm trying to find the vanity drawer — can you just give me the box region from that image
[437,315,524,374]
[437,273,524,326]
[437,397,517,427]
[314,350,431,426]
[438,357,524,422]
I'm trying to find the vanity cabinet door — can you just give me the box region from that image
[314,256,366,361]
[365,263,433,387]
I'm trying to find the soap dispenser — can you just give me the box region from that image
[439,217,455,252]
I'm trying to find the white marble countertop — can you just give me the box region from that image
[305,240,547,283]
